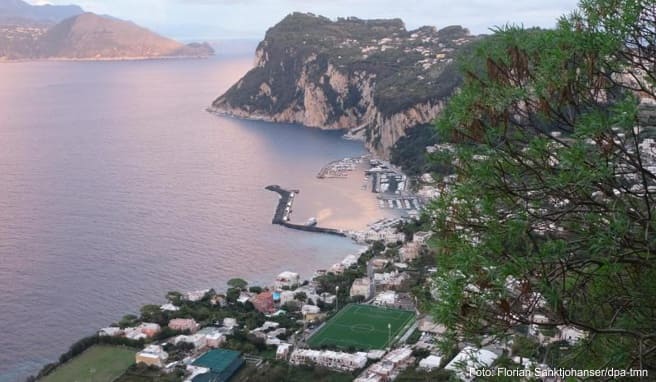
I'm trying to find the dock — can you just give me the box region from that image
[265,185,347,237]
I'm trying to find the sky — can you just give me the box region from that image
[30,0,581,40]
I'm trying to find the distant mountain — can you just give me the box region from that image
[0,12,214,60]
[0,0,83,23]
[38,13,214,59]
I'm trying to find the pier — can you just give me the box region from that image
[265,185,347,237]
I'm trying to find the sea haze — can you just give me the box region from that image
[0,56,386,381]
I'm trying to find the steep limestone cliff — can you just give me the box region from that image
[210,13,475,157]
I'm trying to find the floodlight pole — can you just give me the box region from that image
[387,323,391,349]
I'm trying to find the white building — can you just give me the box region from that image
[184,289,210,302]
[98,327,122,337]
[173,334,207,349]
[354,375,384,382]
[237,291,253,304]
[400,241,421,262]
[138,323,162,337]
[341,254,359,268]
[279,290,296,305]
[275,271,300,289]
[124,328,147,341]
[160,303,180,312]
[375,272,410,290]
[301,304,321,321]
[445,346,498,381]
[223,317,238,328]
[384,347,413,367]
[350,277,374,300]
[413,231,432,244]
[205,332,226,348]
[328,262,346,274]
[290,349,367,372]
[136,345,168,367]
[373,291,397,306]
[358,347,413,381]
[558,326,587,344]
[277,343,292,360]
[419,355,443,370]
[197,327,226,348]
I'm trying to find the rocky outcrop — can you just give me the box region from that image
[210,13,474,157]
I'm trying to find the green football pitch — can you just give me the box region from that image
[307,304,416,350]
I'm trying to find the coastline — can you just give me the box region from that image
[27,108,417,381]
[0,55,214,63]
[2,55,389,382]
[207,105,357,133]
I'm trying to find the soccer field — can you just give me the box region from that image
[307,304,416,350]
[40,345,136,382]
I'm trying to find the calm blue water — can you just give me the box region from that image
[0,57,376,381]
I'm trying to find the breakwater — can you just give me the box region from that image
[265,185,347,237]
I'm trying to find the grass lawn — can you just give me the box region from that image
[40,345,136,382]
[307,304,415,350]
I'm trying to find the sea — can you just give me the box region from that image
[0,53,391,381]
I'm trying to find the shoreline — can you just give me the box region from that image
[0,55,214,64]
[28,109,418,381]
[206,106,363,140]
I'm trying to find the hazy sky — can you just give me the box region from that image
[30,0,580,40]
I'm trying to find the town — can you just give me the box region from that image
[33,220,588,382]
[33,109,656,380]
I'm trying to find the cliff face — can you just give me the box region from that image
[210,13,474,157]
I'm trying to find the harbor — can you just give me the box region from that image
[265,185,347,237]
[316,156,365,179]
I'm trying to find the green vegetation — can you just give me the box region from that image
[390,124,456,176]
[228,278,249,290]
[313,244,382,306]
[115,364,184,382]
[214,12,471,135]
[234,361,355,382]
[427,0,656,371]
[40,346,136,382]
[32,335,144,381]
[395,367,457,381]
[307,304,415,350]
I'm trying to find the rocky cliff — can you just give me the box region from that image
[210,13,475,156]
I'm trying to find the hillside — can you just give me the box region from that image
[210,13,476,156]
[36,13,213,59]
[0,12,214,60]
[0,0,82,23]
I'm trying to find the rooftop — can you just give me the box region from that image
[192,349,242,372]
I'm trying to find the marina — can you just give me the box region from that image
[316,156,365,179]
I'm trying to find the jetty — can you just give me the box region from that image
[265,185,347,237]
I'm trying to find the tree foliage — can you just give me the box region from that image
[227,278,248,290]
[428,0,656,371]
